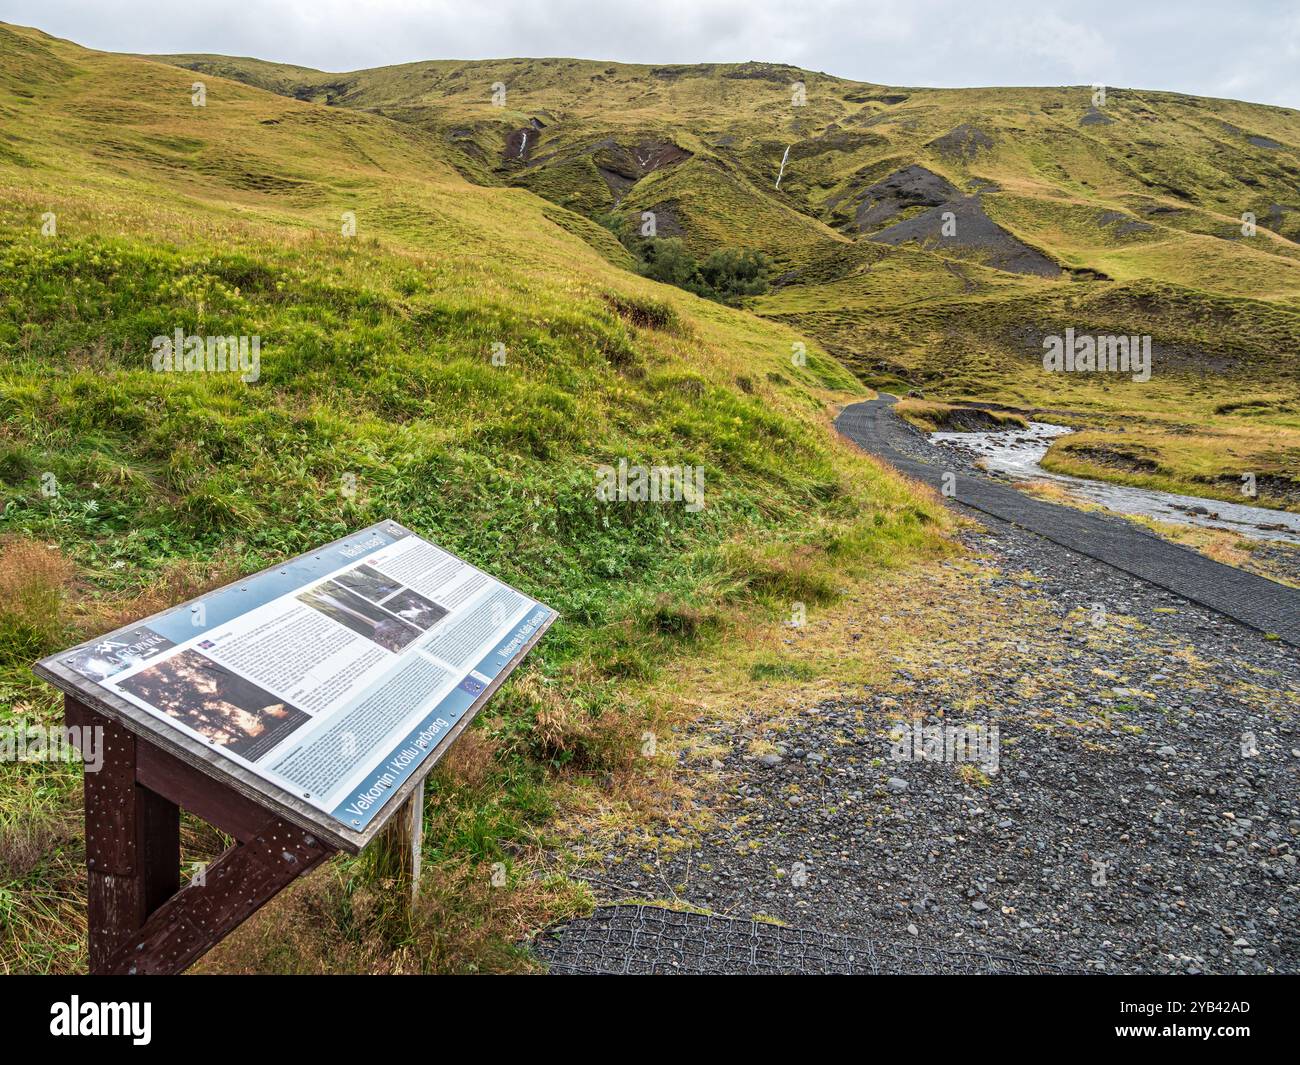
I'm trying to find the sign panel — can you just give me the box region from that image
[37,521,556,842]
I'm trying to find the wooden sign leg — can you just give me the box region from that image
[67,699,180,972]
[373,780,424,906]
[103,814,334,974]
[67,696,337,974]
[406,779,425,899]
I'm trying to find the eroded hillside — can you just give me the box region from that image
[160,49,1300,507]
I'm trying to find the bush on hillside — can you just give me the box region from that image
[597,216,771,306]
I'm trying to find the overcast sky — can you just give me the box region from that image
[7,0,1300,108]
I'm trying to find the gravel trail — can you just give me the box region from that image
[538,402,1299,975]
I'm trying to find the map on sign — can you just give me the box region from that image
[40,521,556,834]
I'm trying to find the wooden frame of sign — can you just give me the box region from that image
[35,521,555,974]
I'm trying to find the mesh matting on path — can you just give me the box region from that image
[536,904,1078,975]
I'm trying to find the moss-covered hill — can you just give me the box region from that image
[0,23,956,971]
[161,49,1300,507]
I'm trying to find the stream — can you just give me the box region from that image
[928,421,1300,545]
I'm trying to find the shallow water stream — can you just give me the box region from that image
[929,421,1300,545]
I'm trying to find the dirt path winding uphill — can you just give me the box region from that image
[837,396,1300,648]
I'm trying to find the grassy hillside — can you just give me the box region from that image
[0,23,951,973]
[164,50,1300,508]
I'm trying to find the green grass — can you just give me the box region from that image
[0,22,949,973]
[156,45,1299,507]
[893,399,1028,433]
[5,11,1297,972]
[749,660,817,682]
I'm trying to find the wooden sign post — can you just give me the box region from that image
[37,521,556,974]
[65,695,336,974]
[372,780,424,905]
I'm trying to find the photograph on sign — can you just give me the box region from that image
[46,522,556,832]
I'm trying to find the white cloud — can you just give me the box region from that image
[4,0,1296,107]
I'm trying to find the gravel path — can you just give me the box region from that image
[538,401,1300,975]
[837,396,1299,645]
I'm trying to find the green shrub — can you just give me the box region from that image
[597,217,771,306]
